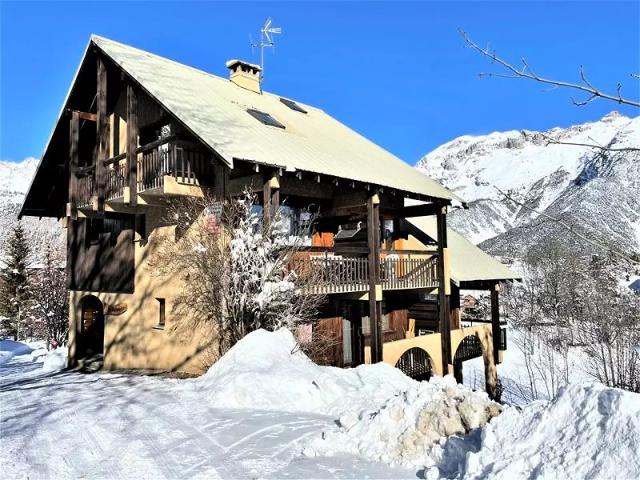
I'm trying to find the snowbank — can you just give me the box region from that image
[0,339,33,366]
[305,376,500,467]
[194,328,502,469]
[41,347,67,372]
[425,382,640,479]
[194,328,417,416]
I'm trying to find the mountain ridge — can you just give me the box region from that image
[416,112,640,261]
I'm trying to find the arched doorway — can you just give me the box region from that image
[453,334,484,385]
[395,347,433,381]
[79,295,104,358]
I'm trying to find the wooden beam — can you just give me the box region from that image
[66,109,97,122]
[213,164,228,199]
[68,111,80,220]
[491,283,500,364]
[95,56,108,212]
[227,173,263,195]
[367,193,383,363]
[263,173,272,226]
[450,283,461,330]
[278,176,334,199]
[126,83,138,206]
[436,205,451,374]
[381,203,440,219]
[271,185,280,213]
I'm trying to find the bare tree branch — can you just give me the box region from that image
[461,30,640,108]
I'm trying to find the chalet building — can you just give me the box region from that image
[20,35,519,396]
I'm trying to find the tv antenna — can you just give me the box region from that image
[250,17,282,84]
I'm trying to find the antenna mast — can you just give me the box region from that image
[250,17,281,84]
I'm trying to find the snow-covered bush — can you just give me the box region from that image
[28,243,68,349]
[150,190,325,362]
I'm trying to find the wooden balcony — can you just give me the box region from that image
[77,138,215,207]
[291,253,438,295]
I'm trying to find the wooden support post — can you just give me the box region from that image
[271,186,280,213]
[436,205,452,375]
[263,172,280,226]
[491,283,501,364]
[453,359,463,384]
[367,193,383,363]
[68,111,80,220]
[126,83,138,206]
[263,174,272,226]
[450,283,461,330]
[213,164,228,200]
[95,56,108,212]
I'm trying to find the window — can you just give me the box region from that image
[156,298,166,328]
[247,109,286,129]
[279,97,308,114]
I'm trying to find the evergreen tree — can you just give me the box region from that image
[0,223,31,340]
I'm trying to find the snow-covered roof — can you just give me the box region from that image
[408,216,521,284]
[89,35,461,204]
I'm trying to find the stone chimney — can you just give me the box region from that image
[226,59,261,94]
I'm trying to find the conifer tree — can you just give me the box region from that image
[0,223,32,340]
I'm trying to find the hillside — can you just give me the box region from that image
[416,112,640,260]
[0,158,61,263]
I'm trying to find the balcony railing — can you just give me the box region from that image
[291,254,438,295]
[381,257,438,290]
[77,138,215,206]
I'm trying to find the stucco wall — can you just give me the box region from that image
[69,205,219,374]
[371,324,497,389]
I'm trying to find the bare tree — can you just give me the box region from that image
[28,243,68,348]
[150,190,326,363]
[505,237,639,397]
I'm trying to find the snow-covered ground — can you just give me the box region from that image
[1,331,639,479]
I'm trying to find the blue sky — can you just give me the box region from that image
[1,1,638,164]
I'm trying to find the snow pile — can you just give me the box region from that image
[41,347,67,372]
[194,328,416,416]
[428,382,640,479]
[305,376,501,467]
[29,347,49,362]
[0,339,33,366]
[195,328,503,469]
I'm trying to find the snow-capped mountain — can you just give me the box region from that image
[0,158,61,262]
[416,112,640,260]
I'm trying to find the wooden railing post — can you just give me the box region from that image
[367,193,383,363]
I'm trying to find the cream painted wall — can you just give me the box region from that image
[69,205,219,374]
[371,324,497,393]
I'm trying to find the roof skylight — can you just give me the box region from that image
[247,109,286,129]
[279,98,308,114]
